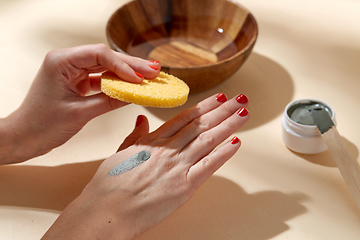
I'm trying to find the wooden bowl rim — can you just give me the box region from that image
[106,0,258,70]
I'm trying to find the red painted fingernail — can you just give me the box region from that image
[236,94,248,104]
[135,71,143,78]
[230,136,240,145]
[135,115,144,127]
[216,93,227,103]
[237,108,248,117]
[150,65,159,70]
[150,60,159,63]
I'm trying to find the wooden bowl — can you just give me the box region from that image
[106,0,258,93]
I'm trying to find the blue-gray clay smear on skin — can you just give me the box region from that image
[109,150,151,176]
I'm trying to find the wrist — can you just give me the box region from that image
[0,115,22,164]
[42,191,133,240]
[0,110,49,164]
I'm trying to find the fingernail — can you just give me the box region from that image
[236,94,248,104]
[135,71,143,78]
[237,108,248,117]
[135,115,144,127]
[150,65,159,70]
[230,136,240,145]
[150,60,159,63]
[216,93,227,103]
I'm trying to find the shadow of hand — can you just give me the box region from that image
[0,162,306,240]
[134,176,307,240]
[0,160,102,212]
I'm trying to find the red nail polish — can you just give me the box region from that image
[237,108,248,117]
[236,94,248,104]
[150,65,159,70]
[216,93,227,103]
[150,60,159,63]
[135,71,143,78]
[230,136,240,144]
[135,115,144,127]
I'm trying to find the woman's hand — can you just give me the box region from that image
[42,93,250,240]
[0,44,160,164]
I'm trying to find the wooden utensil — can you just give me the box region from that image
[311,108,360,209]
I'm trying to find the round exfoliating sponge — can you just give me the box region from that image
[101,71,189,108]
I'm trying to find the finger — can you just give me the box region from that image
[88,74,102,92]
[85,59,159,93]
[117,115,150,152]
[187,136,241,190]
[74,74,103,96]
[149,93,228,140]
[64,44,144,84]
[77,92,129,120]
[82,45,160,82]
[167,94,249,148]
[114,52,161,80]
[181,108,249,162]
[90,45,145,84]
[75,79,92,96]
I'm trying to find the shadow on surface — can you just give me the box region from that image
[147,52,294,132]
[0,162,307,239]
[293,137,359,168]
[135,176,307,240]
[0,160,102,211]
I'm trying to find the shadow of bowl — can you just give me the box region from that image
[146,52,294,131]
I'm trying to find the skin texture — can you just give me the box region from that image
[0,43,249,239]
[108,150,151,176]
[0,44,160,164]
[42,93,249,240]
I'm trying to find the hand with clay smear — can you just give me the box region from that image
[0,44,160,165]
[42,93,250,240]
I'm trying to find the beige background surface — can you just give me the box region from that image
[1,0,360,239]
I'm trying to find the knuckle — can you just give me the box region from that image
[201,155,212,167]
[113,61,128,75]
[163,159,178,171]
[225,117,239,130]
[44,49,80,80]
[93,43,109,53]
[43,49,60,67]
[198,131,214,145]
[221,103,233,115]
[193,116,209,129]
[175,108,194,125]
[92,43,113,67]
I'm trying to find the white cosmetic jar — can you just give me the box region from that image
[282,99,336,154]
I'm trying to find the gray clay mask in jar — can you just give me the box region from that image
[282,99,336,154]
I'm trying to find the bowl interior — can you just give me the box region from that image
[107,0,257,68]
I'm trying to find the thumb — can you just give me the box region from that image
[78,92,129,120]
[117,115,150,152]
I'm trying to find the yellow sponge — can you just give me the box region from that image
[101,71,189,108]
